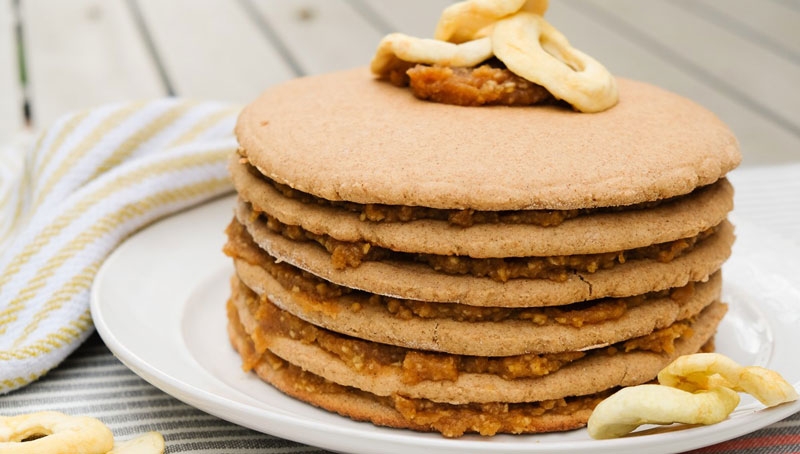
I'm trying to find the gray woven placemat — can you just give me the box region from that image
[0,333,331,453]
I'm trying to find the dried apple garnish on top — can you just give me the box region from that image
[370,0,618,113]
[434,0,549,44]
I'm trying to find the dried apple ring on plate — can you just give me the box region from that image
[587,385,740,440]
[587,353,799,439]
[658,353,799,406]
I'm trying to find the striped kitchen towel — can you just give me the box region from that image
[0,99,240,394]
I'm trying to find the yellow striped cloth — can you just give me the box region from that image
[0,99,239,394]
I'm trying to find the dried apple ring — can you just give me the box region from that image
[587,353,799,439]
[0,411,114,454]
[108,432,165,454]
[434,0,544,43]
[492,12,618,113]
[587,384,740,439]
[370,33,492,79]
[658,353,799,406]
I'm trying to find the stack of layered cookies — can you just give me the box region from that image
[223,68,741,437]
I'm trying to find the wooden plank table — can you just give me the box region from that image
[1,1,799,452]
[19,0,164,126]
[4,0,800,167]
[0,0,22,139]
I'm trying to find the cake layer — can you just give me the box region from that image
[236,68,740,210]
[228,225,722,355]
[227,301,605,437]
[229,275,726,405]
[235,205,734,306]
[231,154,734,257]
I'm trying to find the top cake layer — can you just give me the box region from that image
[236,67,741,211]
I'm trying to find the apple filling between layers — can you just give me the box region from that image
[224,218,701,327]
[228,299,610,437]
[241,202,717,283]
[239,155,709,228]
[231,277,699,386]
[228,287,718,438]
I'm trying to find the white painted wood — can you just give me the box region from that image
[136,0,296,104]
[21,0,164,127]
[356,0,452,37]
[686,0,800,59]
[247,0,384,75]
[575,0,800,137]
[549,1,800,166]
[12,0,800,166]
[0,1,22,140]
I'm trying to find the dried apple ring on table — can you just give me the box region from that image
[0,411,113,454]
[492,12,618,113]
[108,432,165,454]
[587,353,799,439]
[0,412,165,454]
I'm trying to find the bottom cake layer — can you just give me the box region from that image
[226,290,720,437]
[227,298,608,436]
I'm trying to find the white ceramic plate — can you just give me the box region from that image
[91,195,800,454]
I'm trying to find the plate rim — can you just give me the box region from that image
[90,196,800,454]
